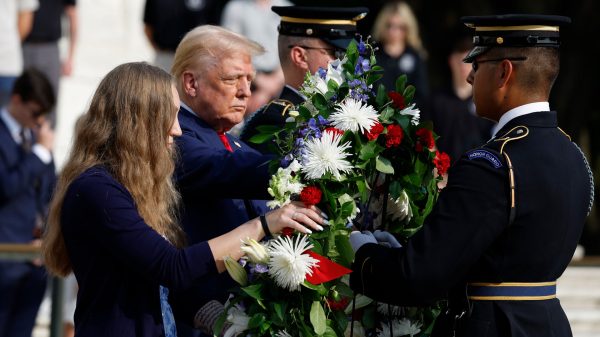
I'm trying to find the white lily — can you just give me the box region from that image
[240,237,270,264]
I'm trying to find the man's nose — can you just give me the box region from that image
[237,78,251,97]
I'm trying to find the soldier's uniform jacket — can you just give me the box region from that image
[240,85,304,154]
[350,111,594,337]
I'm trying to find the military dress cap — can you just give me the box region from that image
[271,6,368,50]
[461,14,571,62]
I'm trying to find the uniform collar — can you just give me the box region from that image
[492,102,550,137]
[281,85,306,104]
[0,107,25,144]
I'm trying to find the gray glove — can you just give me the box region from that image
[194,300,226,335]
[373,230,402,248]
[350,231,378,252]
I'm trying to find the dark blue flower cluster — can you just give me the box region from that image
[348,78,372,102]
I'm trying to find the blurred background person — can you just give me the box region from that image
[0,0,39,106]
[221,0,290,136]
[0,68,55,337]
[422,34,495,164]
[143,0,224,72]
[372,1,429,104]
[23,0,78,128]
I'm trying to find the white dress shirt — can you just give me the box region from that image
[492,102,550,137]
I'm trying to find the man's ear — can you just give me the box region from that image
[497,59,514,89]
[182,71,198,97]
[290,46,309,72]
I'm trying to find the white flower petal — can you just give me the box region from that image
[268,235,319,291]
[399,103,420,125]
[330,98,379,133]
[302,132,353,180]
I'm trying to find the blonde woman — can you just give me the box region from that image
[372,1,429,102]
[42,62,323,337]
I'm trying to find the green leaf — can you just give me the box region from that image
[248,132,274,144]
[356,179,368,202]
[322,326,337,337]
[247,313,266,329]
[255,125,282,133]
[395,74,407,93]
[371,65,384,72]
[376,156,395,174]
[381,106,395,122]
[404,85,416,104]
[339,201,355,220]
[312,93,329,111]
[375,84,388,107]
[359,141,378,161]
[212,310,227,336]
[366,73,383,86]
[327,79,339,92]
[310,301,327,335]
[272,302,286,325]
[334,235,354,267]
[302,281,328,295]
[241,283,263,301]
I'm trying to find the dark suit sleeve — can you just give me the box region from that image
[350,155,510,305]
[0,150,51,203]
[175,129,273,200]
[69,173,218,290]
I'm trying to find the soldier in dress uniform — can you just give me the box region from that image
[349,14,595,337]
[240,5,368,153]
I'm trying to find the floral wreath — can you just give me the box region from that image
[218,37,451,337]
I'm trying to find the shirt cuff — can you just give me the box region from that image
[32,144,52,164]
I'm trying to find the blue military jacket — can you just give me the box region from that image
[350,111,594,337]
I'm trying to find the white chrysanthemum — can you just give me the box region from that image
[275,330,293,337]
[330,98,379,133]
[302,132,353,180]
[268,235,319,291]
[223,305,250,337]
[377,318,422,337]
[399,103,420,125]
[376,303,405,316]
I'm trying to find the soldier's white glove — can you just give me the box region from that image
[350,231,378,252]
[373,230,402,248]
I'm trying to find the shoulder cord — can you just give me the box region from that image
[495,126,529,226]
[557,127,594,216]
[573,142,595,216]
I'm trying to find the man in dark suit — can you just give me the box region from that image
[349,15,594,337]
[240,6,369,153]
[170,25,274,336]
[0,68,56,337]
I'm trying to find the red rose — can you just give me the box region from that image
[434,151,451,175]
[324,127,344,137]
[364,122,384,141]
[415,128,435,151]
[387,91,406,110]
[299,186,322,206]
[385,124,403,148]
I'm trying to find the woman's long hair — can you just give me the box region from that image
[43,62,185,276]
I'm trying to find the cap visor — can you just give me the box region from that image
[463,46,490,63]
[323,37,354,51]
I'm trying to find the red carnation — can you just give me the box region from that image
[326,297,350,311]
[385,124,403,148]
[387,91,406,110]
[324,127,344,137]
[434,151,451,175]
[415,128,435,152]
[281,227,295,237]
[364,122,384,141]
[299,186,322,206]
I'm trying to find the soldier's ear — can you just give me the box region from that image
[497,60,513,89]
[290,46,309,71]
[182,71,198,97]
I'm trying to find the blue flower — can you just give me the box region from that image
[317,115,329,126]
[354,56,371,75]
[358,40,367,54]
[317,67,327,80]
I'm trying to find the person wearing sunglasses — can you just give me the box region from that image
[350,14,593,337]
[240,5,368,154]
[0,68,55,337]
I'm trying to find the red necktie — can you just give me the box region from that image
[217,132,233,152]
